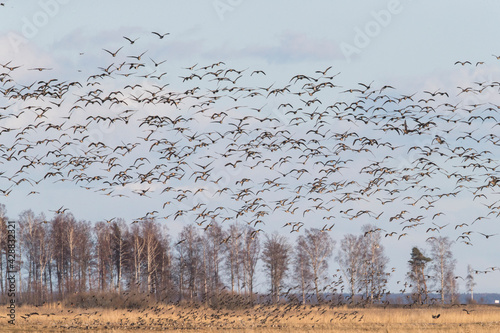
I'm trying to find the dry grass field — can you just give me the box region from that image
[1,303,500,332]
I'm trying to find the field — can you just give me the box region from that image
[2,303,500,332]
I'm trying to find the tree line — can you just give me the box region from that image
[0,203,465,307]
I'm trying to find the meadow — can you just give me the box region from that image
[2,303,500,332]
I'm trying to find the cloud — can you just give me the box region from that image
[204,31,342,64]
[0,33,55,69]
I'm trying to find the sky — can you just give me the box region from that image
[2,0,500,294]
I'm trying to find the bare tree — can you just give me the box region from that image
[175,233,187,302]
[262,232,291,303]
[110,219,127,293]
[336,234,363,298]
[428,236,456,304]
[176,225,202,302]
[360,225,389,303]
[94,221,112,292]
[204,221,226,302]
[19,210,48,303]
[241,226,259,302]
[407,247,432,304]
[51,214,68,298]
[293,241,312,305]
[65,216,77,293]
[74,220,93,293]
[142,219,161,294]
[465,264,476,303]
[297,228,334,303]
[200,235,209,305]
[129,224,145,291]
[225,223,242,294]
[156,234,175,301]
[155,227,172,302]
[446,266,459,304]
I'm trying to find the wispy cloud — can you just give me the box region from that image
[204,31,342,64]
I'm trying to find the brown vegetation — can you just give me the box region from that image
[2,303,500,332]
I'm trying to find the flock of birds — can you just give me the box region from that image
[13,291,484,329]
[2,30,500,329]
[15,296,371,330]
[1,33,500,265]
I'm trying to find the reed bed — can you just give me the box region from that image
[1,303,499,332]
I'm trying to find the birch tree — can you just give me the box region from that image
[225,223,242,293]
[360,224,389,303]
[176,225,202,301]
[428,236,456,304]
[297,228,334,302]
[466,264,476,303]
[293,242,312,304]
[262,232,290,303]
[110,219,127,293]
[336,234,363,298]
[241,226,259,302]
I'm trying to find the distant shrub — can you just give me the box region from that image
[206,290,254,310]
[64,291,155,309]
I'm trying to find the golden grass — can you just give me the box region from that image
[1,303,500,332]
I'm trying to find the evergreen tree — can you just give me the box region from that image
[407,247,431,304]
